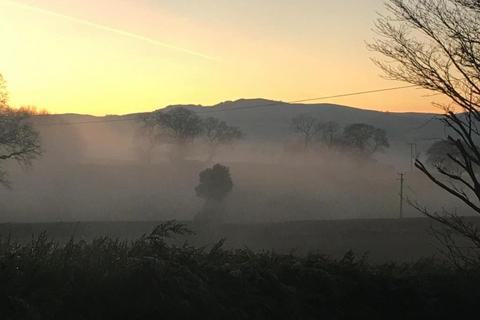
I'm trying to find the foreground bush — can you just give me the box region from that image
[1,222,480,320]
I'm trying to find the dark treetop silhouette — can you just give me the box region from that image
[0,74,41,186]
[370,0,480,266]
[195,163,233,222]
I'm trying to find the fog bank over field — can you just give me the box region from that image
[0,100,456,222]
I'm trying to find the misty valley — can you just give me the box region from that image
[0,100,462,222]
[2,0,480,319]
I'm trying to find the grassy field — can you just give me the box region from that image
[0,217,468,263]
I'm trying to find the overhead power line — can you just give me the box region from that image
[35,84,418,127]
[198,84,418,114]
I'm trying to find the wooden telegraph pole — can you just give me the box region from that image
[398,173,405,219]
[407,143,417,172]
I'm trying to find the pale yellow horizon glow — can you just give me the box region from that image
[0,0,448,115]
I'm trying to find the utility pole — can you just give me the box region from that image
[398,173,405,219]
[407,143,417,171]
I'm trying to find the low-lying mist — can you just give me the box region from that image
[0,117,463,223]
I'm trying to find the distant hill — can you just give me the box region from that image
[183,99,443,144]
[36,98,444,141]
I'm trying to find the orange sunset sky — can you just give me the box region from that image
[0,0,446,115]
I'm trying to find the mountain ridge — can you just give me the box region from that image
[42,98,439,118]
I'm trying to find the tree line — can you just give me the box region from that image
[137,106,392,163]
[290,113,390,158]
[139,107,242,162]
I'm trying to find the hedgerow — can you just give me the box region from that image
[1,221,480,320]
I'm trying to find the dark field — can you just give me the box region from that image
[0,217,467,262]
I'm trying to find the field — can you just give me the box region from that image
[0,217,466,263]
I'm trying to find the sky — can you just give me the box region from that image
[0,0,446,115]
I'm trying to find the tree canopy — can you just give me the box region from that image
[195,164,233,202]
[202,117,242,146]
[341,123,389,157]
[0,74,41,186]
[142,107,203,145]
[202,117,243,161]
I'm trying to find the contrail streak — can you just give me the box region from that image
[1,0,216,61]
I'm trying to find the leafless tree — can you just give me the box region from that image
[370,0,480,266]
[317,121,340,148]
[290,114,322,150]
[201,117,243,162]
[0,74,41,186]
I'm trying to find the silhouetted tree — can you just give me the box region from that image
[371,0,480,266]
[202,117,243,162]
[427,140,466,174]
[317,121,340,147]
[0,74,41,186]
[291,114,322,150]
[0,74,8,106]
[141,107,203,161]
[194,164,233,223]
[341,123,389,157]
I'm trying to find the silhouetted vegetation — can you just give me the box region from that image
[1,222,480,320]
[290,114,322,150]
[141,107,203,161]
[317,121,340,148]
[290,114,389,158]
[0,74,41,186]
[427,140,464,173]
[195,164,233,222]
[139,107,243,162]
[371,0,480,265]
[340,123,389,158]
[0,74,9,106]
[201,117,243,162]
